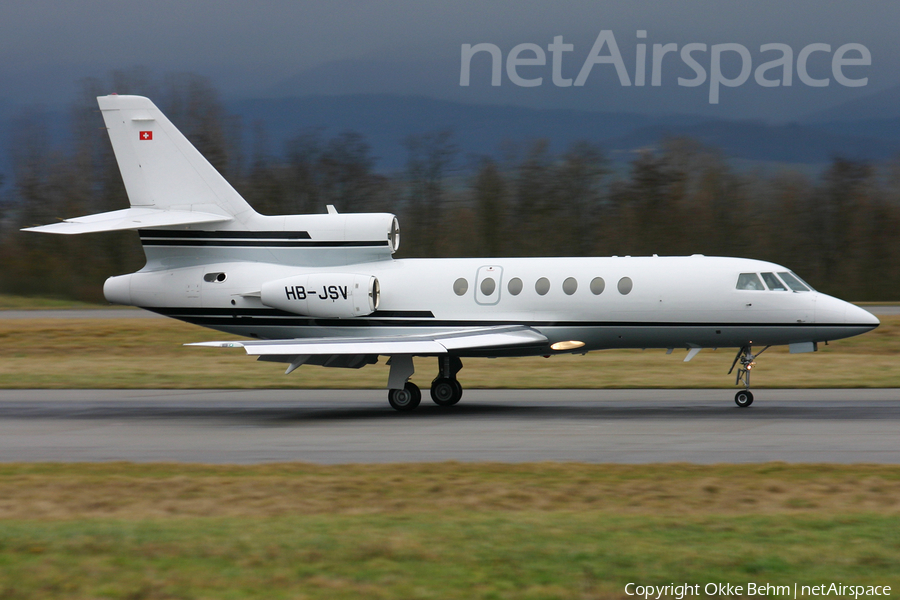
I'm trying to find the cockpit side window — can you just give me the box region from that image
[778,271,811,292]
[736,273,765,290]
[760,272,787,291]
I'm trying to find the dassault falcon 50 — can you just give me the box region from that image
[25,95,880,411]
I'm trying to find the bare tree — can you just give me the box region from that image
[404,130,457,256]
[472,157,506,256]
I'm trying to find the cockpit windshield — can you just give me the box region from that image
[736,271,815,292]
[778,272,812,292]
[761,272,787,291]
[736,273,765,290]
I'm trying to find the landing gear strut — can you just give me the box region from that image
[728,345,769,408]
[431,355,463,407]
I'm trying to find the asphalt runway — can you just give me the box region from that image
[1,389,898,464]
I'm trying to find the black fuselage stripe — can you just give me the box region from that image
[143,307,872,330]
[137,230,312,239]
[148,307,434,318]
[140,240,390,248]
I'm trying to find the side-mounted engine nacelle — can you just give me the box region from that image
[261,273,380,318]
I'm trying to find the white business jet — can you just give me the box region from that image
[24,95,880,411]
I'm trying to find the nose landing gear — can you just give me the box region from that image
[734,389,754,408]
[728,345,769,408]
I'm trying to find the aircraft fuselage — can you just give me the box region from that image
[104,254,878,355]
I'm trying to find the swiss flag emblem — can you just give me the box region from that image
[139,131,153,140]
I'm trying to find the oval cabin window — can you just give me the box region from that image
[480,277,496,296]
[508,277,523,295]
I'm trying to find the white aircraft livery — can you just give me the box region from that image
[25,95,880,411]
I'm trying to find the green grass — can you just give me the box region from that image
[1,463,899,599]
[3,462,899,519]
[0,294,113,310]
[2,514,898,600]
[0,315,897,389]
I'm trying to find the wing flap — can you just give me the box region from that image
[22,207,232,234]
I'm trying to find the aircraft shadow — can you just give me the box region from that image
[2,400,898,424]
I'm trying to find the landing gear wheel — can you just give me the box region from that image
[389,382,421,411]
[729,346,767,408]
[734,390,754,408]
[430,377,462,406]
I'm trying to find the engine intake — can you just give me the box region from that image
[261,273,380,318]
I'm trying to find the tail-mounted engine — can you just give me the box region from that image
[261,273,380,318]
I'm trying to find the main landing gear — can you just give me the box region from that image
[388,382,421,411]
[728,345,769,408]
[386,355,463,412]
[430,356,463,407]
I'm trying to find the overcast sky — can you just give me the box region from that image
[1,0,897,119]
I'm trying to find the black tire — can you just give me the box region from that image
[453,380,463,403]
[734,390,754,408]
[431,377,462,406]
[389,382,422,411]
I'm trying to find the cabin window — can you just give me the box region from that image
[453,278,468,296]
[480,277,496,296]
[736,273,765,290]
[761,272,787,291]
[590,277,605,295]
[508,277,523,295]
[617,277,633,295]
[535,277,550,296]
[778,272,811,292]
[563,277,578,295]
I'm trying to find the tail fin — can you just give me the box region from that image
[23,94,256,234]
[98,95,254,217]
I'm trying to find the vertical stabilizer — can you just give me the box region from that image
[97,94,256,223]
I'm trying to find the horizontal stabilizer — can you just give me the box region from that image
[22,207,232,235]
[188,325,549,357]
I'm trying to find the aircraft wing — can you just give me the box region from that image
[188,325,549,359]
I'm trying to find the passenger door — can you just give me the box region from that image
[475,265,502,305]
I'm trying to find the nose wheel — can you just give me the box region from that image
[728,345,768,408]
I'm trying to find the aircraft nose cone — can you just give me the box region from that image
[846,303,880,329]
[815,295,879,329]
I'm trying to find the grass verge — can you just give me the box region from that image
[1,463,898,599]
[0,294,111,310]
[0,316,897,388]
